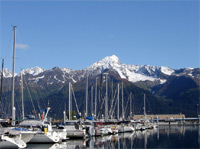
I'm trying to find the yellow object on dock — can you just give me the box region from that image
[44,127,47,134]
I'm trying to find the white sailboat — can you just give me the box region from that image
[63,82,86,138]
[117,82,135,133]
[0,26,27,148]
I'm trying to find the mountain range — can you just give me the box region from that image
[1,55,199,118]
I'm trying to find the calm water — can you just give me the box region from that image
[27,125,200,148]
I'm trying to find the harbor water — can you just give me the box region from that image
[27,125,200,148]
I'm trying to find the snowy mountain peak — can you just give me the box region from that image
[20,66,45,76]
[101,55,121,64]
[87,55,122,71]
[2,68,13,78]
[2,55,197,85]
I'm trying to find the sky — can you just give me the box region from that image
[0,0,199,73]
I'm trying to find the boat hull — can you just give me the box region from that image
[29,132,60,143]
[0,135,27,148]
[66,130,85,139]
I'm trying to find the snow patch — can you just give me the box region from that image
[160,66,174,75]
[28,75,45,82]
[34,75,45,82]
[127,71,156,82]
[188,73,194,77]
[53,75,65,83]
[160,79,167,84]
[62,68,72,73]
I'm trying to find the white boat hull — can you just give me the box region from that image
[0,135,27,148]
[118,125,135,133]
[66,130,85,139]
[20,132,35,143]
[95,128,109,136]
[29,132,60,143]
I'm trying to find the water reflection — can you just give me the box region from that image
[27,126,200,149]
[50,140,85,149]
[199,125,200,146]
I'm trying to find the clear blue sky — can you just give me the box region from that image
[0,0,199,73]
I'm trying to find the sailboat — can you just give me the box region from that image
[135,94,148,131]
[62,82,86,139]
[135,94,157,130]
[117,82,135,133]
[0,26,28,148]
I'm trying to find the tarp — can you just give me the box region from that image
[40,109,47,112]
[12,127,30,131]
[86,116,94,120]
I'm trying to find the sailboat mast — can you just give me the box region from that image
[104,73,108,121]
[12,26,16,126]
[117,83,119,120]
[122,82,124,120]
[69,82,71,120]
[144,94,146,118]
[111,79,113,105]
[0,59,4,106]
[94,78,98,117]
[130,93,132,119]
[85,72,88,117]
[91,86,93,116]
[132,94,134,117]
[21,71,24,120]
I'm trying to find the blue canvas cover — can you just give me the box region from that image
[86,116,94,120]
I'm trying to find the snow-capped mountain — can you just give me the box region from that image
[1,55,199,118]
[20,66,45,76]
[2,68,13,78]
[1,55,199,86]
[86,55,175,83]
